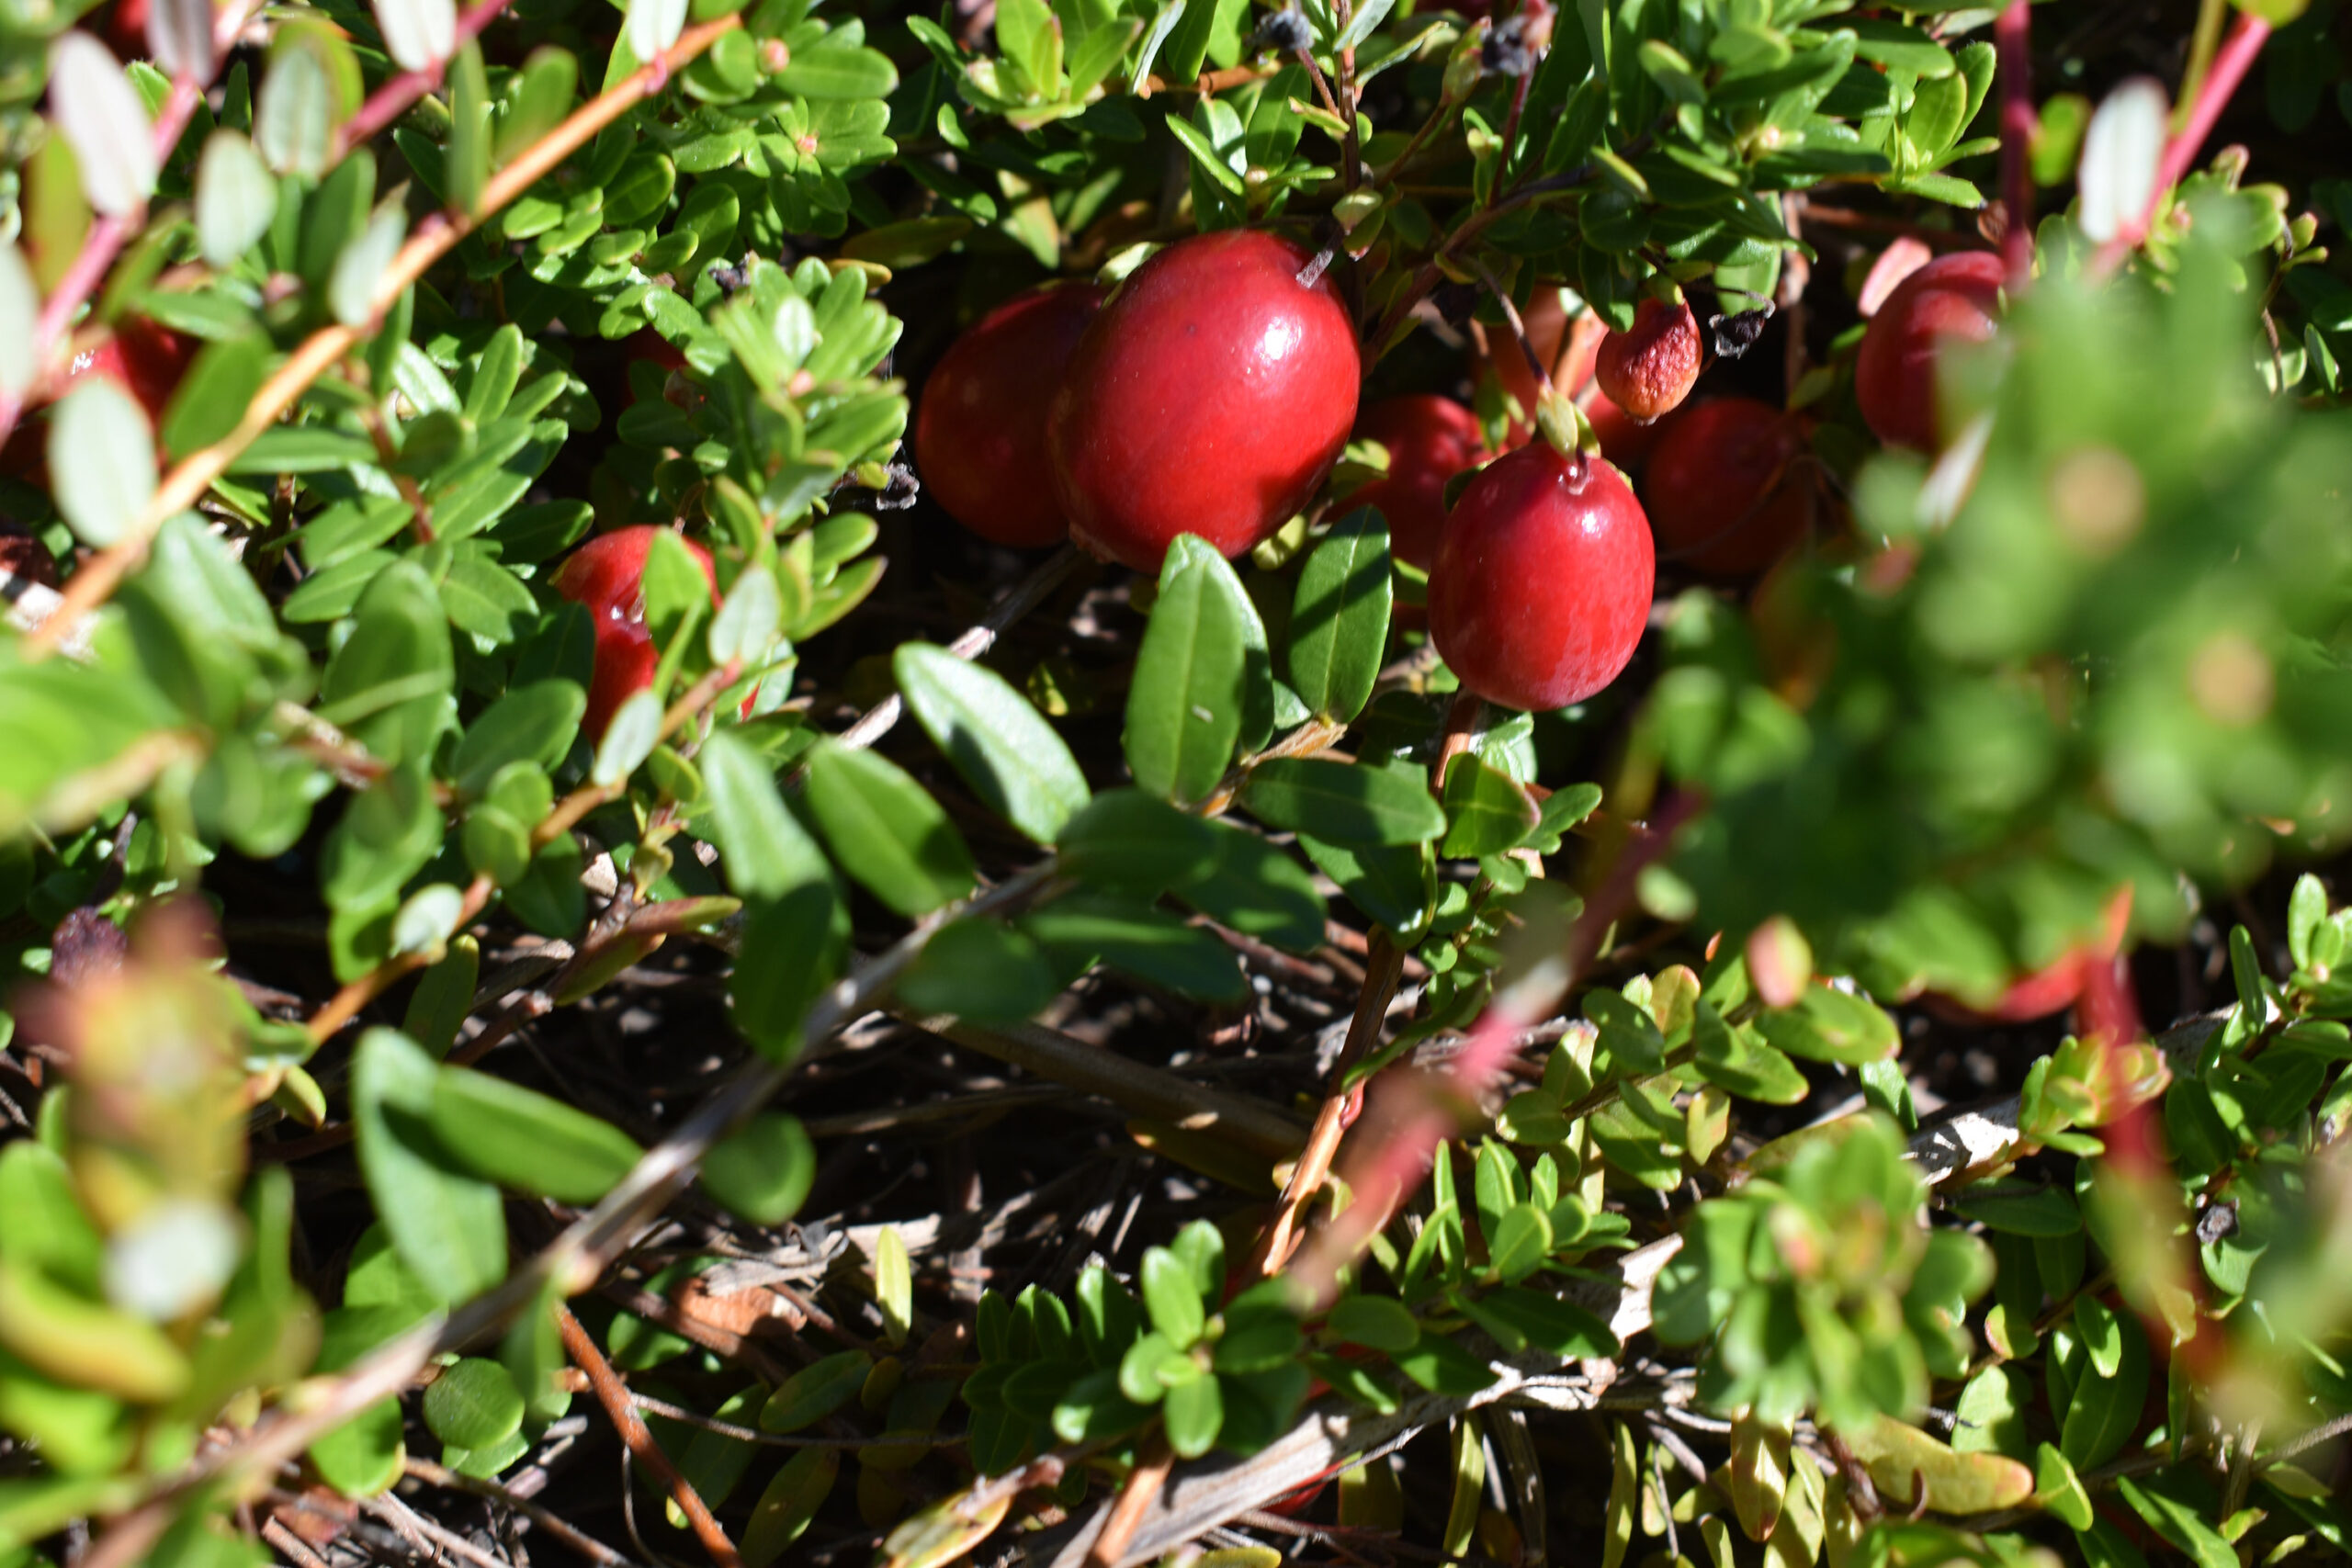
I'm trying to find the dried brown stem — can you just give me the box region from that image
[1083,1438,1175,1568]
[557,1303,743,1568]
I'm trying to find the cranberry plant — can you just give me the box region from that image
[2,0,2351,1563]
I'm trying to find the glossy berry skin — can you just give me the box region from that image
[1643,398,1815,579]
[1595,299,1703,421]
[1349,395,1487,570]
[552,526,718,739]
[1854,250,2003,450]
[1046,230,1360,571]
[916,282,1102,547]
[1429,443,1654,711]
[1,321,193,483]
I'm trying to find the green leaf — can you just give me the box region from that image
[48,379,155,547]
[1125,536,1250,807]
[350,1029,506,1307]
[1297,833,1434,939]
[729,886,848,1062]
[1179,821,1327,953]
[1475,1287,1617,1358]
[195,130,277,269]
[1161,1369,1223,1459]
[422,1358,525,1452]
[1023,895,1247,1002]
[698,730,831,902]
[1753,986,1899,1066]
[1287,506,1394,724]
[1140,1246,1206,1348]
[997,0,1065,98]
[50,34,157,217]
[1525,782,1602,852]
[1392,1331,1496,1394]
[801,739,978,918]
[894,918,1059,1022]
[761,1349,872,1433]
[318,561,455,766]
[311,1397,406,1496]
[741,1448,838,1568]
[159,334,269,461]
[1440,753,1541,859]
[450,681,585,797]
[1057,787,1221,896]
[1242,758,1446,847]
[1486,1202,1551,1282]
[1947,1183,2081,1237]
[896,642,1089,844]
[2060,1299,2146,1472]
[426,1066,645,1203]
[2114,1476,2236,1568]
[700,1113,817,1225]
[1327,1294,1419,1353]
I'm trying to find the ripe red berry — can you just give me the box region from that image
[1595,298,1703,422]
[1046,230,1360,571]
[1348,395,1487,570]
[65,319,195,424]
[552,526,718,739]
[1853,250,2003,451]
[1643,398,1816,579]
[915,282,1102,548]
[1428,442,1654,711]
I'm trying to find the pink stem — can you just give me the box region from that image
[1995,0,2035,289]
[1289,791,1703,1305]
[333,0,514,159]
[2091,11,2272,274]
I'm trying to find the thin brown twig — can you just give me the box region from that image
[406,1457,650,1568]
[260,1517,334,1568]
[557,1303,743,1568]
[1084,1438,1175,1568]
[1249,931,1405,1279]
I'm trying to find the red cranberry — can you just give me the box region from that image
[1046,230,1360,571]
[1481,295,1668,470]
[1595,298,1703,422]
[1428,442,1653,711]
[552,526,718,738]
[1643,399,1816,579]
[1854,250,2003,450]
[1348,395,1487,570]
[915,282,1102,548]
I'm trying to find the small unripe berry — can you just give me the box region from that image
[1643,399,1816,580]
[1047,230,1360,572]
[1854,250,2003,450]
[915,282,1103,548]
[1429,443,1653,711]
[1595,298,1703,422]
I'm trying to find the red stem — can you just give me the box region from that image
[1995,0,2035,290]
[2091,11,2272,274]
[334,0,514,159]
[1288,791,1703,1304]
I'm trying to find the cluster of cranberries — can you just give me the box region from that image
[907,233,2008,718]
